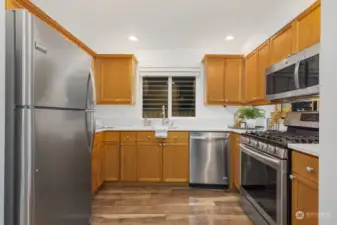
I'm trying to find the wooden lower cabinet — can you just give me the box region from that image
[291,173,318,225]
[137,143,163,182]
[120,143,137,182]
[229,133,241,190]
[104,142,120,181]
[163,143,189,182]
[92,154,99,194]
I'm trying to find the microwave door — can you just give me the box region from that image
[266,63,297,100]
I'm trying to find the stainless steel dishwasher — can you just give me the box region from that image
[189,132,229,187]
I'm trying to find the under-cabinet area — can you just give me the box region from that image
[92,131,189,193]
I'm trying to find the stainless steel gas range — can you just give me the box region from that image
[239,112,319,225]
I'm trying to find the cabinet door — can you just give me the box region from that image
[104,142,120,181]
[256,42,270,100]
[92,154,99,194]
[296,4,321,52]
[245,52,258,102]
[270,24,296,64]
[98,143,105,187]
[95,58,133,104]
[137,143,163,182]
[120,144,137,182]
[234,135,241,190]
[205,58,225,105]
[292,174,318,225]
[6,0,22,9]
[224,59,243,104]
[163,143,189,183]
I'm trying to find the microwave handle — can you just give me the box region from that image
[294,61,300,89]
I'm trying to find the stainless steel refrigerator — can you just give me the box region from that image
[5,10,96,225]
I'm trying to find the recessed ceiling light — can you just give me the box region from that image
[225,35,235,41]
[128,36,138,41]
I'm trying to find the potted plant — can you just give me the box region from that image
[238,107,265,128]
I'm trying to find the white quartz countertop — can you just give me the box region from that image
[288,144,320,157]
[95,126,263,134]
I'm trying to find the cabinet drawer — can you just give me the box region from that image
[164,132,189,143]
[292,151,319,183]
[104,131,120,142]
[120,132,137,142]
[137,132,160,142]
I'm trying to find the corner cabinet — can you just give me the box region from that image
[93,55,137,105]
[203,55,244,105]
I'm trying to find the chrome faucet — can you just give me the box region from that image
[161,105,168,125]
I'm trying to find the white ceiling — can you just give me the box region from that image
[34,0,317,54]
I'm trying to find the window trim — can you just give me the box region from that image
[141,76,196,119]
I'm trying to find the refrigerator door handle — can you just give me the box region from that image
[85,110,95,154]
[86,69,96,109]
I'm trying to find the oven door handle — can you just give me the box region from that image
[240,144,281,168]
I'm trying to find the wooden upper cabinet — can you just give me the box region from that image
[224,58,243,104]
[162,143,189,183]
[203,55,244,105]
[256,41,270,100]
[270,23,296,64]
[203,57,225,105]
[295,2,321,52]
[94,55,137,105]
[245,52,258,102]
[6,0,22,9]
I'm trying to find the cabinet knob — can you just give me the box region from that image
[148,136,151,139]
[126,136,129,140]
[289,174,296,180]
[121,143,123,146]
[306,167,314,173]
[163,144,166,146]
[159,144,162,146]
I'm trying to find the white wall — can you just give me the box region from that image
[320,0,337,224]
[96,49,274,128]
[0,0,5,224]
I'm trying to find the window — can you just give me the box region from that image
[142,77,196,118]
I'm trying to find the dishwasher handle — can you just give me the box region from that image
[190,136,228,141]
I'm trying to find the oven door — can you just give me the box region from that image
[240,144,288,225]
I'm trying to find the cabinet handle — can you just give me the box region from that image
[306,167,314,173]
[289,174,296,180]
[148,136,151,139]
[159,144,162,146]
[163,144,166,146]
[126,136,129,140]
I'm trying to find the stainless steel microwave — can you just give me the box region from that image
[265,43,320,101]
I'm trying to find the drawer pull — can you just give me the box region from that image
[159,144,162,146]
[306,167,314,173]
[289,174,296,180]
[126,136,129,140]
[148,136,151,139]
[120,143,123,146]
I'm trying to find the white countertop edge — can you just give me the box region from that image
[95,127,263,134]
[288,144,320,157]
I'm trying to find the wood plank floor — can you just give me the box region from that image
[92,186,253,225]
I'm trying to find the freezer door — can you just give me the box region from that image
[11,10,92,109]
[16,108,92,225]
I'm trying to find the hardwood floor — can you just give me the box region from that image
[92,186,253,225]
